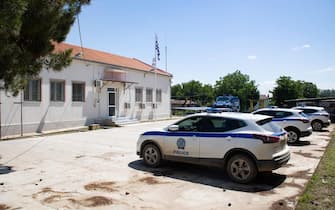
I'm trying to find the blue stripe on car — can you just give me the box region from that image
[142,131,286,138]
[272,118,305,122]
[306,113,327,116]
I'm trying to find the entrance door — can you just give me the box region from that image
[108,88,117,117]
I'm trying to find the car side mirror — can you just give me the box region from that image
[168,125,179,131]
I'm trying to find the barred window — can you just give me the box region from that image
[24,79,41,101]
[50,80,65,101]
[146,88,153,102]
[135,88,143,102]
[72,82,85,102]
[156,89,162,102]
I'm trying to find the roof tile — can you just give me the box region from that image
[53,42,172,77]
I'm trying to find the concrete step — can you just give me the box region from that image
[114,118,139,126]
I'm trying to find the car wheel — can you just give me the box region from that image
[226,154,257,184]
[286,128,300,143]
[312,120,322,131]
[142,144,161,167]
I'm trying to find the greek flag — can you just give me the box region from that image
[155,34,160,61]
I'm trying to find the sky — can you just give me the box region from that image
[66,0,335,95]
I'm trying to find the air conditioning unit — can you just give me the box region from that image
[94,80,103,88]
[139,103,145,109]
[124,103,131,109]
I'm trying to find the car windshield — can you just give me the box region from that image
[257,118,283,133]
[217,96,229,102]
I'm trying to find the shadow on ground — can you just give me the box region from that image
[128,160,286,192]
[289,140,311,146]
[315,129,330,133]
[0,165,14,175]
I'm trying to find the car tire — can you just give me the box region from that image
[226,154,257,184]
[311,120,323,131]
[142,144,161,167]
[285,128,300,144]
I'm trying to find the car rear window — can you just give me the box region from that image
[301,108,317,114]
[257,118,283,132]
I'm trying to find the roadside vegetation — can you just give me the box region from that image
[296,130,335,209]
[170,71,335,112]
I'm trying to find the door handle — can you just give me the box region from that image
[225,136,232,141]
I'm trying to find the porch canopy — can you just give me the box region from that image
[102,69,137,84]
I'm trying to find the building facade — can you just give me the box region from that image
[1,43,172,137]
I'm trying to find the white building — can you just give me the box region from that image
[1,43,172,137]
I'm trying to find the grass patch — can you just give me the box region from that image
[296,131,335,209]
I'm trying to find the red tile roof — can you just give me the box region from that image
[53,42,172,77]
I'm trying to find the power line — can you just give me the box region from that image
[77,14,84,57]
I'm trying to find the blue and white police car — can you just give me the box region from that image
[253,108,312,143]
[136,112,290,184]
[292,106,331,131]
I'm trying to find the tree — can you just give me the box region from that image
[272,77,319,106]
[171,81,214,106]
[0,0,90,95]
[271,76,302,106]
[320,89,335,97]
[214,70,259,111]
[181,80,203,103]
[300,81,319,98]
[199,84,214,106]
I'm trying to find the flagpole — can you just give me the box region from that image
[165,46,167,72]
[154,34,157,120]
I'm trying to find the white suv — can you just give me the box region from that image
[136,112,290,184]
[252,108,312,143]
[292,106,331,131]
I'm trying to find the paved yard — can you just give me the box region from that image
[0,120,333,210]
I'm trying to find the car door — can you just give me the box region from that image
[199,117,246,159]
[273,111,293,128]
[163,116,201,159]
[256,110,286,128]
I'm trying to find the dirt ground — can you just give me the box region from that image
[0,120,333,210]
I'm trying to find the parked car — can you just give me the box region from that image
[292,106,331,131]
[136,112,290,184]
[252,108,312,143]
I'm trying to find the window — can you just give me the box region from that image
[72,82,85,102]
[24,79,41,101]
[176,116,202,131]
[135,87,143,102]
[50,80,65,101]
[274,111,292,118]
[301,108,317,114]
[146,88,153,102]
[197,117,246,132]
[156,89,162,102]
[254,110,275,117]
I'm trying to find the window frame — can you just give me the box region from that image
[50,79,65,102]
[146,88,153,103]
[24,78,42,102]
[72,81,85,102]
[135,87,143,103]
[156,89,162,102]
[197,117,247,132]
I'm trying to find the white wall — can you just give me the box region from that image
[1,59,171,137]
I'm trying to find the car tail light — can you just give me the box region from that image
[253,134,280,143]
[299,118,310,123]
